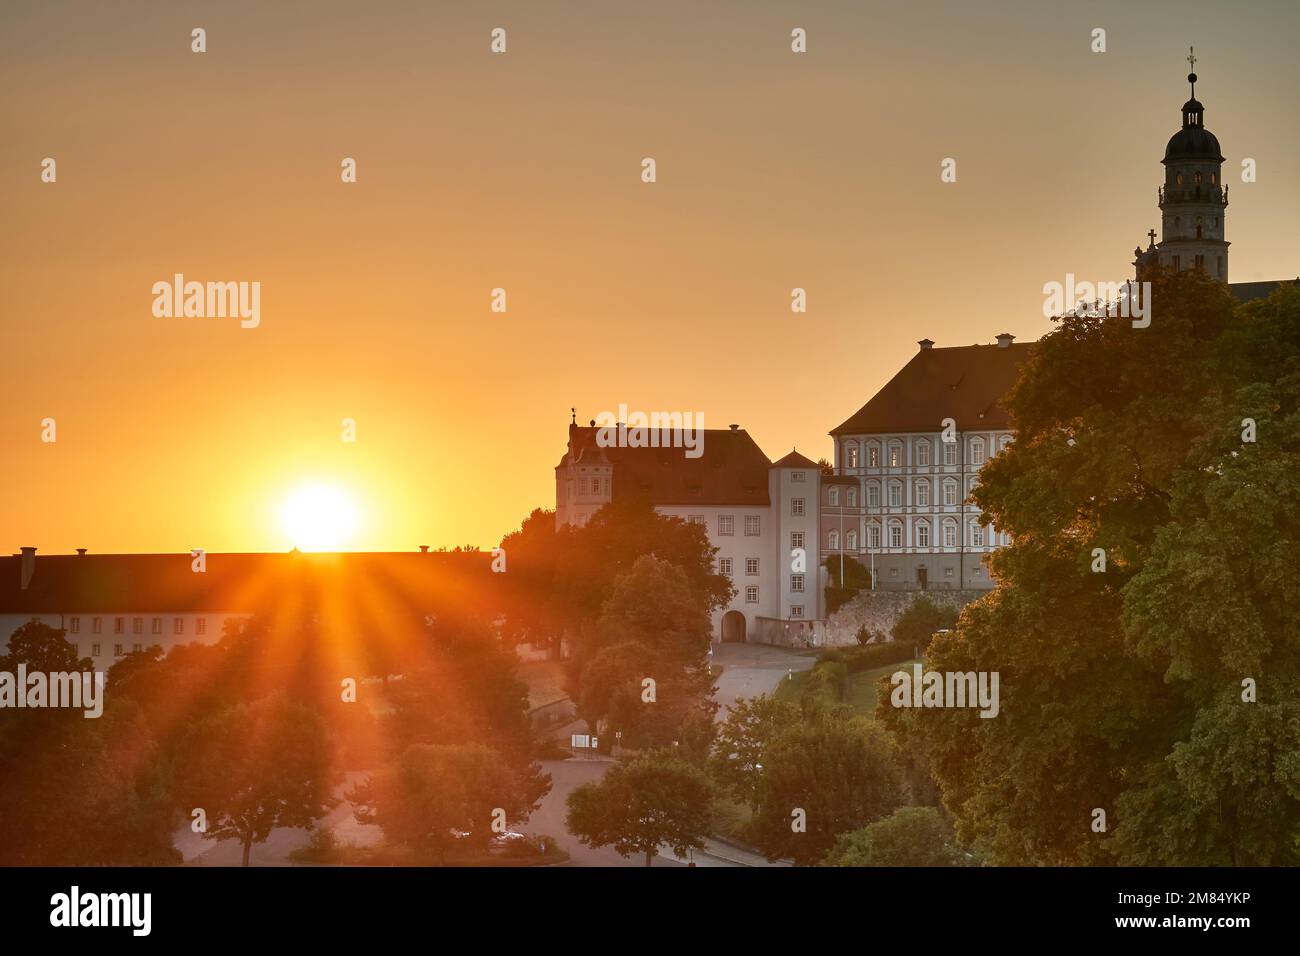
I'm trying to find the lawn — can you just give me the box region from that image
[774,654,920,720]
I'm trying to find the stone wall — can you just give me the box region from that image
[821,589,986,646]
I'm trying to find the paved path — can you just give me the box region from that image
[712,641,817,716]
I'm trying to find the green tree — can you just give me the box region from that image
[566,750,715,866]
[880,272,1300,865]
[709,695,800,811]
[823,806,966,866]
[175,695,336,866]
[572,555,717,750]
[749,713,904,865]
[349,743,540,860]
[890,595,958,647]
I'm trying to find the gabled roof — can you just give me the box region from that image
[831,342,1034,435]
[559,425,772,506]
[0,550,492,615]
[770,450,818,470]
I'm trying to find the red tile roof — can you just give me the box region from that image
[770,450,819,469]
[559,425,772,506]
[831,342,1035,435]
[0,550,492,615]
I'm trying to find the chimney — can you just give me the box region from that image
[996,333,1015,348]
[729,424,739,432]
[918,338,935,350]
[76,548,87,556]
[19,547,36,590]
[419,545,429,553]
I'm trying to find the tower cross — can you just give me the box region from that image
[1187,46,1196,71]
[1148,228,1157,245]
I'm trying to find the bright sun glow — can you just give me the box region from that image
[279,484,359,551]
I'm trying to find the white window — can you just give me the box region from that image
[719,515,734,536]
[719,558,733,576]
[846,444,859,468]
[916,522,930,547]
[915,481,930,507]
[745,586,759,604]
[689,515,705,525]
[888,482,902,507]
[868,524,881,549]
[829,487,840,506]
[1000,435,1012,453]
[943,479,958,506]
[790,606,804,618]
[113,643,123,657]
[867,443,880,467]
[889,523,903,548]
[152,618,162,635]
[591,477,602,494]
[971,523,984,547]
[133,617,143,635]
[791,531,804,550]
[943,442,958,465]
[744,515,761,536]
[791,498,805,516]
[828,529,840,550]
[846,530,858,550]
[847,488,857,507]
[69,617,80,634]
[791,574,805,593]
[792,471,805,482]
[174,617,184,635]
[916,440,930,466]
[132,643,143,654]
[746,558,760,576]
[944,567,954,578]
[92,618,102,635]
[115,617,124,634]
[90,643,101,657]
[866,483,880,507]
[196,617,206,635]
[943,520,958,547]
[971,437,985,465]
[888,441,902,467]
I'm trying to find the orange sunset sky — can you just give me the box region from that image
[2,0,1298,554]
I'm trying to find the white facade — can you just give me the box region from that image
[1,611,248,659]
[824,428,1012,589]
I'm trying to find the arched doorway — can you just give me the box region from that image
[721,610,747,643]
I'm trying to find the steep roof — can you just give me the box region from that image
[559,425,772,506]
[831,342,1034,435]
[770,450,818,470]
[0,550,492,615]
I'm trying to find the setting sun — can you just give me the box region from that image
[279,484,359,551]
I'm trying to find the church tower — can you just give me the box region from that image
[1135,49,1230,282]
